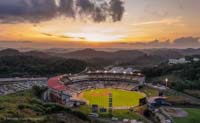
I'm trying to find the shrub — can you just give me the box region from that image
[44,103,71,113]
[30,98,45,106]
[18,104,32,110]
[71,111,90,121]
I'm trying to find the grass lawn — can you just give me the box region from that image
[82,88,145,108]
[0,90,88,123]
[173,108,200,123]
[77,106,147,122]
[140,86,159,97]
[0,90,35,118]
[112,110,144,121]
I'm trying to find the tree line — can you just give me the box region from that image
[143,61,200,91]
[0,55,87,78]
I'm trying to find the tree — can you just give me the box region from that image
[32,85,47,98]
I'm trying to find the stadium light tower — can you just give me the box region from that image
[108,93,113,114]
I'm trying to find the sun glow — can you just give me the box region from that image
[65,32,125,42]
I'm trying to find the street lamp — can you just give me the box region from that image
[165,78,168,87]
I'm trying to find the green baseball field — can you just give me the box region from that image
[82,88,146,108]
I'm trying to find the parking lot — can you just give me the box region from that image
[0,78,47,95]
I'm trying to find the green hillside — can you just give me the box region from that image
[0,89,89,123]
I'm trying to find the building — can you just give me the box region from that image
[47,68,145,107]
[193,57,200,62]
[168,58,190,64]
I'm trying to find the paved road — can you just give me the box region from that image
[168,89,200,104]
[146,83,200,104]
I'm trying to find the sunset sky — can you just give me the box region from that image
[0,0,200,49]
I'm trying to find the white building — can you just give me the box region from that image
[193,57,200,62]
[123,68,133,73]
[168,58,190,64]
[109,67,125,73]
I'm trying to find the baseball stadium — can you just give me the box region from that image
[47,67,146,112]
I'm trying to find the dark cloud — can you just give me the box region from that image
[120,37,200,48]
[0,0,125,23]
[143,39,171,47]
[58,35,85,40]
[173,37,200,46]
[0,40,32,43]
[0,0,58,23]
[41,33,54,37]
[59,0,75,17]
[40,32,86,40]
[110,0,124,22]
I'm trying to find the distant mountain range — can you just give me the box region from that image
[0,48,53,58]
[1,48,200,67]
